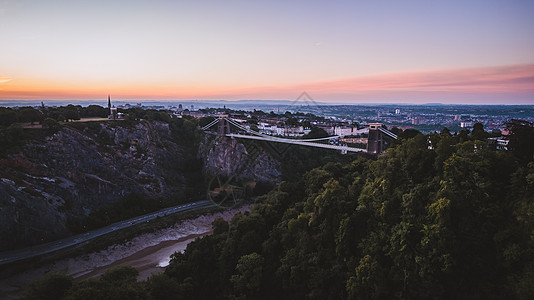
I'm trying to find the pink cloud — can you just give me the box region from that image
[298,64,534,93]
[215,64,534,103]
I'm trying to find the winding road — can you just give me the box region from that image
[0,200,213,265]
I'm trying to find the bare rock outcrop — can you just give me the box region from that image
[0,121,186,251]
[198,135,281,184]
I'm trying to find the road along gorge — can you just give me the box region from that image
[0,205,250,298]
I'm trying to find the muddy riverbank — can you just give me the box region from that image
[0,205,250,299]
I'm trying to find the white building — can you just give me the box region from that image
[335,126,354,137]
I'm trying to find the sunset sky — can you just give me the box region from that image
[1,0,533,104]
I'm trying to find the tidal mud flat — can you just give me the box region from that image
[0,205,250,298]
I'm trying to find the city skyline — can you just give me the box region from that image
[1,0,534,104]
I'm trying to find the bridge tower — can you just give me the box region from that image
[218,115,231,136]
[367,123,383,154]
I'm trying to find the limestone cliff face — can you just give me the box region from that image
[0,121,186,251]
[198,135,281,184]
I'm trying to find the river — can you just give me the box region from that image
[0,205,250,298]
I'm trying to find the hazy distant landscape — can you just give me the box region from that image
[2,99,532,133]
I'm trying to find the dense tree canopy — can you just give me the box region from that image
[24,123,534,299]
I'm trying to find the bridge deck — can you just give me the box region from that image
[226,134,367,153]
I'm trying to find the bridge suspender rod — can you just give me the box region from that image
[378,127,398,139]
[202,118,220,130]
[225,118,279,139]
[224,117,341,142]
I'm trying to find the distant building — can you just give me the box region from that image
[334,126,354,137]
[454,115,461,121]
[395,109,401,114]
[107,95,123,120]
[178,104,183,112]
[317,125,335,135]
[487,137,509,150]
[460,121,473,128]
[412,117,424,125]
[189,112,204,118]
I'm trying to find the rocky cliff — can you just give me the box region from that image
[0,121,187,251]
[198,135,281,184]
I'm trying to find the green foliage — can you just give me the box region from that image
[471,122,488,140]
[80,105,108,118]
[42,117,61,133]
[506,119,534,162]
[212,217,229,234]
[66,266,147,300]
[303,127,328,139]
[19,107,44,124]
[230,252,264,298]
[63,105,81,122]
[162,126,532,299]
[0,107,17,126]
[23,272,73,300]
[198,116,216,128]
[285,117,299,126]
[24,120,534,299]
[0,124,24,156]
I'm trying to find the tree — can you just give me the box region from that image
[304,127,328,139]
[23,272,73,300]
[64,108,80,122]
[505,119,534,162]
[42,117,61,132]
[82,105,108,118]
[230,252,264,298]
[198,116,216,128]
[212,217,229,234]
[347,255,387,299]
[57,114,66,122]
[285,117,299,126]
[19,108,43,125]
[470,122,487,140]
[400,128,421,139]
[0,108,17,126]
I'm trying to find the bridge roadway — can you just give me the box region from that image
[0,200,213,265]
[226,133,367,153]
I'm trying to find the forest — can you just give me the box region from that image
[22,120,534,299]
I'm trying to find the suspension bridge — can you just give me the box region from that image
[202,116,398,154]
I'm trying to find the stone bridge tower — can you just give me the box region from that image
[218,116,231,136]
[367,123,384,154]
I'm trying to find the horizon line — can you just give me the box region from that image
[0,99,533,107]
